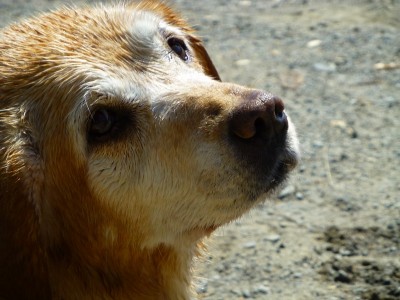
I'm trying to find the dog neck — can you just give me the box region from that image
[0,176,201,300]
[1,203,200,300]
[46,240,198,300]
[42,195,202,300]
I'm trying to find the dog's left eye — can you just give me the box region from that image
[168,38,189,61]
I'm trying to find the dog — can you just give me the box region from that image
[0,1,299,299]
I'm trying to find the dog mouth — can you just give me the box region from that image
[225,91,298,195]
[230,137,299,201]
[265,153,298,191]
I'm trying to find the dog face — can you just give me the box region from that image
[0,2,298,250]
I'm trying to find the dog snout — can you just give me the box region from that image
[229,91,288,142]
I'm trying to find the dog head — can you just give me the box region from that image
[0,2,298,252]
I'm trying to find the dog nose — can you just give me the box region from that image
[229,91,288,141]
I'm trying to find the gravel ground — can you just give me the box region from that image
[1,1,399,299]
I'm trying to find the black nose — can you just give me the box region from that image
[229,91,288,142]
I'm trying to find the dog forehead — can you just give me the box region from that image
[127,9,185,39]
[0,3,207,119]
[82,8,195,99]
[131,12,160,39]
[131,1,193,31]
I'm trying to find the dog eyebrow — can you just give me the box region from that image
[159,20,186,39]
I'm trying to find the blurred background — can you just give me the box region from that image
[1,1,399,299]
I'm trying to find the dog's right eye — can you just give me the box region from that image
[88,108,132,144]
[168,38,189,61]
[92,108,113,130]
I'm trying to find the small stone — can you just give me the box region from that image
[313,140,324,148]
[334,270,352,283]
[271,49,281,56]
[264,234,281,243]
[293,272,302,278]
[216,263,226,273]
[235,59,251,66]
[242,289,251,298]
[313,62,337,72]
[254,284,270,294]
[330,119,347,129]
[278,185,296,199]
[339,248,352,256]
[280,270,292,279]
[296,192,304,200]
[196,279,208,294]
[307,39,321,48]
[394,286,400,295]
[374,62,399,70]
[348,128,358,138]
[211,274,221,280]
[244,241,256,249]
[314,246,323,255]
[239,0,252,6]
[230,287,241,296]
[279,222,287,228]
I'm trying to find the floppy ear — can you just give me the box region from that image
[189,36,221,81]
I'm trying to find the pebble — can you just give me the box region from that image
[271,49,281,56]
[242,289,252,298]
[264,234,281,243]
[374,62,399,70]
[230,287,241,296]
[196,279,208,294]
[334,270,352,283]
[313,140,324,148]
[235,59,251,66]
[280,270,292,279]
[330,119,347,129]
[243,241,256,249]
[293,272,302,278]
[254,284,270,294]
[216,263,226,273]
[239,0,252,6]
[296,192,304,200]
[313,62,337,72]
[278,185,296,199]
[339,248,352,256]
[307,39,322,48]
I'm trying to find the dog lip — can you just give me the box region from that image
[281,150,299,172]
[253,150,299,195]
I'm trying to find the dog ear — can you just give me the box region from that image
[188,36,221,82]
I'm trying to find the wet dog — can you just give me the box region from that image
[0,1,299,299]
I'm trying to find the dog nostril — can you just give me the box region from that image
[254,117,267,137]
[274,99,285,120]
[231,117,258,139]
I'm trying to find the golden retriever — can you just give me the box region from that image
[0,1,299,299]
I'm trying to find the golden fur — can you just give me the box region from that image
[0,1,299,299]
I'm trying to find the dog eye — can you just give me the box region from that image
[87,106,135,145]
[168,38,189,61]
[88,108,131,143]
[88,108,117,142]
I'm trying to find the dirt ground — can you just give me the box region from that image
[1,0,399,299]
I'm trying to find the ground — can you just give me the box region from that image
[1,0,399,299]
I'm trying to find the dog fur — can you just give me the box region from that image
[0,1,299,299]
